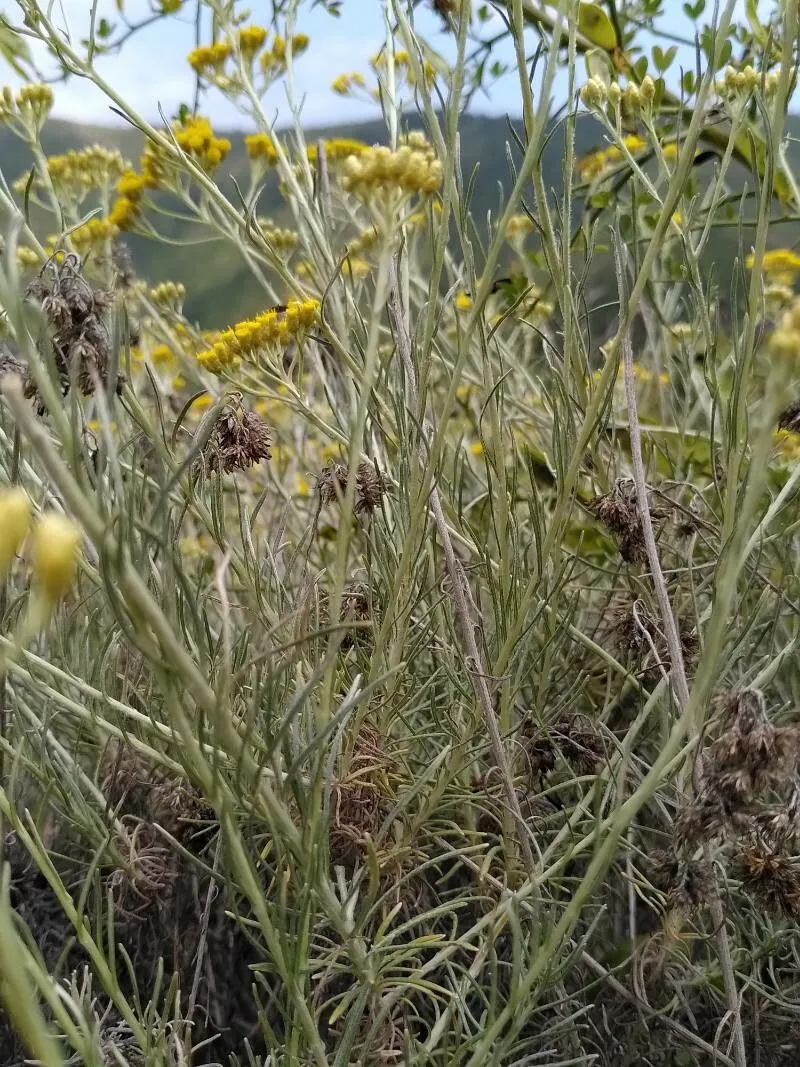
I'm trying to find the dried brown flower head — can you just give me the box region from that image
[708,689,798,800]
[735,837,800,918]
[674,789,729,848]
[23,253,119,410]
[646,849,715,910]
[589,485,673,564]
[589,491,646,563]
[341,582,374,649]
[329,727,389,869]
[317,460,348,505]
[99,1016,145,1067]
[355,460,386,514]
[309,581,378,651]
[199,392,272,474]
[523,713,607,782]
[109,819,178,920]
[317,459,386,515]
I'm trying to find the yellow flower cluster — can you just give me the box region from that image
[769,296,800,361]
[69,218,119,251]
[1,83,54,129]
[577,134,647,181]
[0,490,81,604]
[150,281,186,308]
[307,138,369,164]
[196,299,320,373]
[331,72,367,95]
[346,226,379,256]
[188,42,232,72]
[137,116,230,185]
[188,26,270,74]
[175,115,231,169]
[245,132,279,164]
[717,65,779,97]
[746,248,800,282]
[256,218,298,253]
[13,147,128,202]
[239,25,269,54]
[16,246,41,269]
[0,488,31,578]
[342,143,442,199]
[580,75,656,114]
[32,514,82,603]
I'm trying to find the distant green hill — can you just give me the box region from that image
[1,111,797,328]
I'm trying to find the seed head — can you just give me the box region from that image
[735,838,800,918]
[199,392,272,474]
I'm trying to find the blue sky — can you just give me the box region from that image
[3,0,752,131]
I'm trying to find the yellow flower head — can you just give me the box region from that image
[31,513,81,602]
[238,25,268,55]
[342,142,442,201]
[175,115,231,171]
[331,72,366,95]
[108,196,140,230]
[746,248,800,281]
[70,218,119,250]
[307,138,369,164]
[188,42,232,73]
[16,246,41,269]
[577,134,647,181]
[245,132,279,164]
[196,299,320,374]
[0,488,32,577]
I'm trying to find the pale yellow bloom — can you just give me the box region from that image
[31,514,81,602]
[0,488,31,577]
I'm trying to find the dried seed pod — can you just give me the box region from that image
[198,392,272,474]
[317,459,386,515]
[735,837,800,918]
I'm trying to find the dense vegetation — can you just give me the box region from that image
[1,1,800,1065]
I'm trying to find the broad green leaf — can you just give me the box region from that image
[577,2,618,51]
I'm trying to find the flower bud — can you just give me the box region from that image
[579,77,606,110]
[0,488,32,577]
[31,513,81,602]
